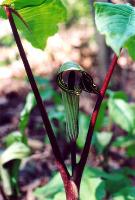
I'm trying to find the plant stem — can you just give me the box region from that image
[71,141,76,176]
[0,186,8,200]
[9,195,18,200]
[5,6,69,179]
[74,54,119,188]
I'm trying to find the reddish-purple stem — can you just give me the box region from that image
[4,6,69,180]
[0,186,8,200]
[71,141,76,176]
[74,54,119,188]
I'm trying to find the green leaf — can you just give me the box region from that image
[0,142,30,165]
[19,92,35,135]
[0,142,30,196]
[77,112,89,149]
[93,131,113,153]
[54,192,66,200]
[34,166,135,200]
[107,90,128,101]
[103,168,132,195]
[94,100,108,131]
[95,2,135,59]
[3,131,23,147]
[0,165,12,196]
[112,135,135,148]
[1,0,67,49]
[106,177,131,196]
[2,0,46,9]
[84,167,134,197]
[113,187,135,200]
[34,168,106,200]
[129,103,135,134]
[112,91,128,101]
[35,76,61,104]
[48,105,65,121]
[127,144,135,157]
[112,135,135,157]
[19,78,57,135]
[80,177,105,200]
[34,172,64,199]
[108,99,134,133]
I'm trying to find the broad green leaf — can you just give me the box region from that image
[112,135,135,157]
[113,187,135,200]
[0,165,12,195]
[127,144,135,157]
[19,78,56,135]
[108,99,134,133]
[86,167,134,196]
[0,0,67,49]
[77,112,89,149]
[2,0,45,9]
[34,172,64,199]
[94,100,108,131]
[106,175,131,195]
[93,131,113,153]
[54,192,66,200]
[85,167,129,182]
[40,85,54,102]
[130,103,135,134]
[10,159,20,195]
[34,167,106,200]
[112,91,128,101]
[3,131,23,147]
[34,166,135,200]
[112,135,135,148]
[95,3,135,59]
[121,167,135,177]
[107,90,128,101]
[96,132,112,148]
[48,105,65,122]
[0,142,30,196]
[0,35,15,47]
[35,76,61,104]
[19,92,35,135]
[80,177,105,200]
[0,142,30,165]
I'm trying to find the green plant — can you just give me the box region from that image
[1,1,135,199]
[0,131,30,197]
[62,0,90,25]
[34,166,135,200]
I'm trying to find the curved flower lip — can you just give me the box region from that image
[57,61,100,95]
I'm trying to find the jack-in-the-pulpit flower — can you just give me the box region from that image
[57,61,99,142]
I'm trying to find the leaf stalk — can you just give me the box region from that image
[74,54,119,189]
[4,5,70,186]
